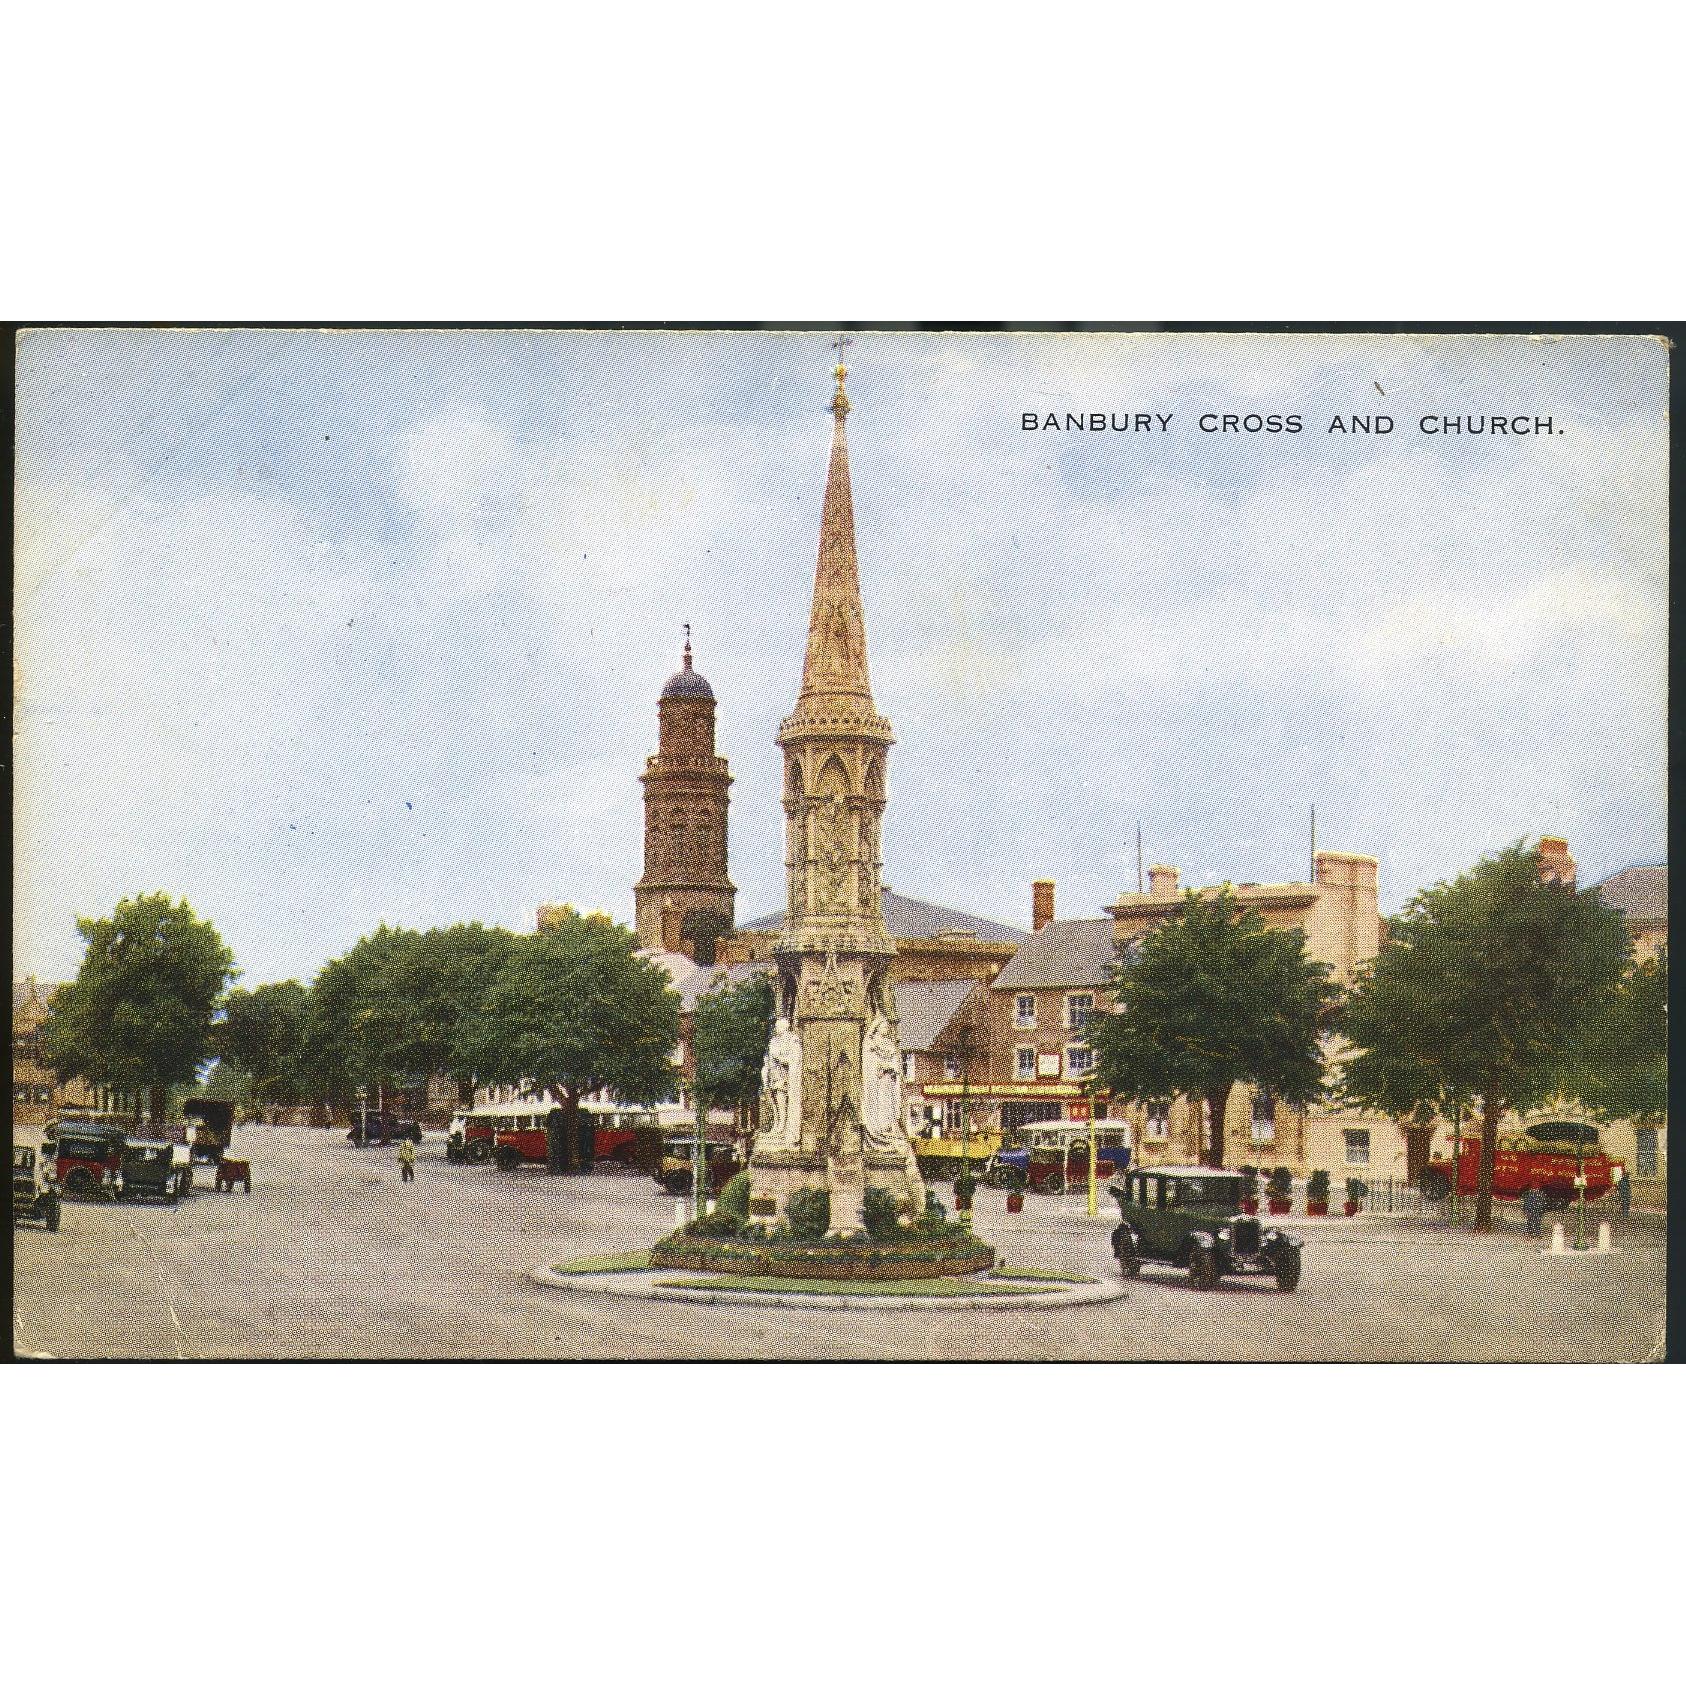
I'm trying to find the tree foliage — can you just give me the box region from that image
[218,980,313,1104]
[1339,844,1631,1228]
[1086,887,1339,1167]
[1566,946,1667,1126]
[42,893,235,1127]
[693,972,775,1110]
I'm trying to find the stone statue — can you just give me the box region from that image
[756,1017,803,1151]
[862,1011,902,1154]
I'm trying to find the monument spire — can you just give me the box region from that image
[795,345,875,713]
[754,349,923,1230]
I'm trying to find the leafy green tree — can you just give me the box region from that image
[401,924,520,1105]
[42,893,236,1130]
[1085,887,1339,1168]
[303,925,422,1106]
[1567,946,1667,1126]
[693,971,775,1150]
[218,980,313,1105]
[457,911,681,1172]
[1339,844,1630,1230]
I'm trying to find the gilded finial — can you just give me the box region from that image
[831,333,853,417]
[683,621,692,669]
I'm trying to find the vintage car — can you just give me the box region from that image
[120,1139,191,1203]
[13,1141,62,1231]
[1419,1120,1622,1208]
[51,1117,126,1199]
[1109,1166,1302,1291]
[654,1136,740,1196]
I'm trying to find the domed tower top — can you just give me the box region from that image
[636,626,735,954]
[661,633,715,702]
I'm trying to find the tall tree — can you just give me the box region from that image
[401,924,520,1105]
[456,912,681,1172]
[218,980,313,1105]
[1085,887,1339,1168]
[42,893,235,1130]
[693,971,775,1152]
[1339,844,1631,1230]
[1566,946,1667,1127]
[303,925,422,1106]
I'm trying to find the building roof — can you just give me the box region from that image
[642,951,772,1012]
[1593,864,1667,926]
[896,980,977,1052]
[739,886,1024,946]
[991,918,1120,991]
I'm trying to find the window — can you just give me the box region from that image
[1250,1090,1276,1144]
[1065,993,1095,1030]
[943,1057,960,1080]
[902,1052,916,1081]
[1146,1100,1170,1140]
[1015,1046,1037,1079]
[1636,1127,1658,1177]
[35,1085,53,1105]
[1014,994,1037,1028]
[1344,1128,1371,1166]
[1065,1045,1095,1078]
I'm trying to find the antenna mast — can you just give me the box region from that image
[1136,821,1144,894]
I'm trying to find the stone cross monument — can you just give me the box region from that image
[748,353,925,1230]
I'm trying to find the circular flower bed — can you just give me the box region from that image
[649,1230,995,1281]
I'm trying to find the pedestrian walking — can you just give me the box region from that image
[1521,1182,1545,1238]
[398,1135,416,1184]
[1616,1166,1632,1219]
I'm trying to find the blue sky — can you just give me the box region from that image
[14,329,1668,987]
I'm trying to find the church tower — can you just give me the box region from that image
[633,634,736,958]
[749,351,925,1225]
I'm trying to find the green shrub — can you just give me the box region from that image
[1239,1165,1260,1195]
[953,1172,977,1200]
[1345,1177,1368,1203]
[861,1186,903,1240]
[785,1185,831,1240]
[686,1208,742,1238]
[1267,1166,1293,1198]
[1307,1169,1331,1202]
[718,1171,753,1222]
[924,1189,947,1219]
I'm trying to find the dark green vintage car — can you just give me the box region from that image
[1109,1167,1302,1291]
[120,1139,191,1203]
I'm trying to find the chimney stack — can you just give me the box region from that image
[1148,864,1180,897]
[1032,879,1055,932]
[1537,836,1576,887]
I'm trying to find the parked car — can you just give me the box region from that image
[1109,1166,1302,1291]
[13,1142,62,1231]
[654,1137,740,1195]
[51,1117,126,1199]
[120,1139,191,1203]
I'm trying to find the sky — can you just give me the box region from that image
[13,329,1669,988]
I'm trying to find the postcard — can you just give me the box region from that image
[10,326,1668,1361]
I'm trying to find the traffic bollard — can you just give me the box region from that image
[1549,1223,1565,1254]
[1597,1222,1611,1253]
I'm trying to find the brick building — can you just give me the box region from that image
[11,977,135,1128]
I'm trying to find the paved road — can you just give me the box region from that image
[12,1128,1667,1360]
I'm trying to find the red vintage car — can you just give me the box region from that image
[49,1117,125,1199]
[1420,1120,1622,1208]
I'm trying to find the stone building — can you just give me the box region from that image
[1586,858,1668,1184]
[632,634,736,959]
